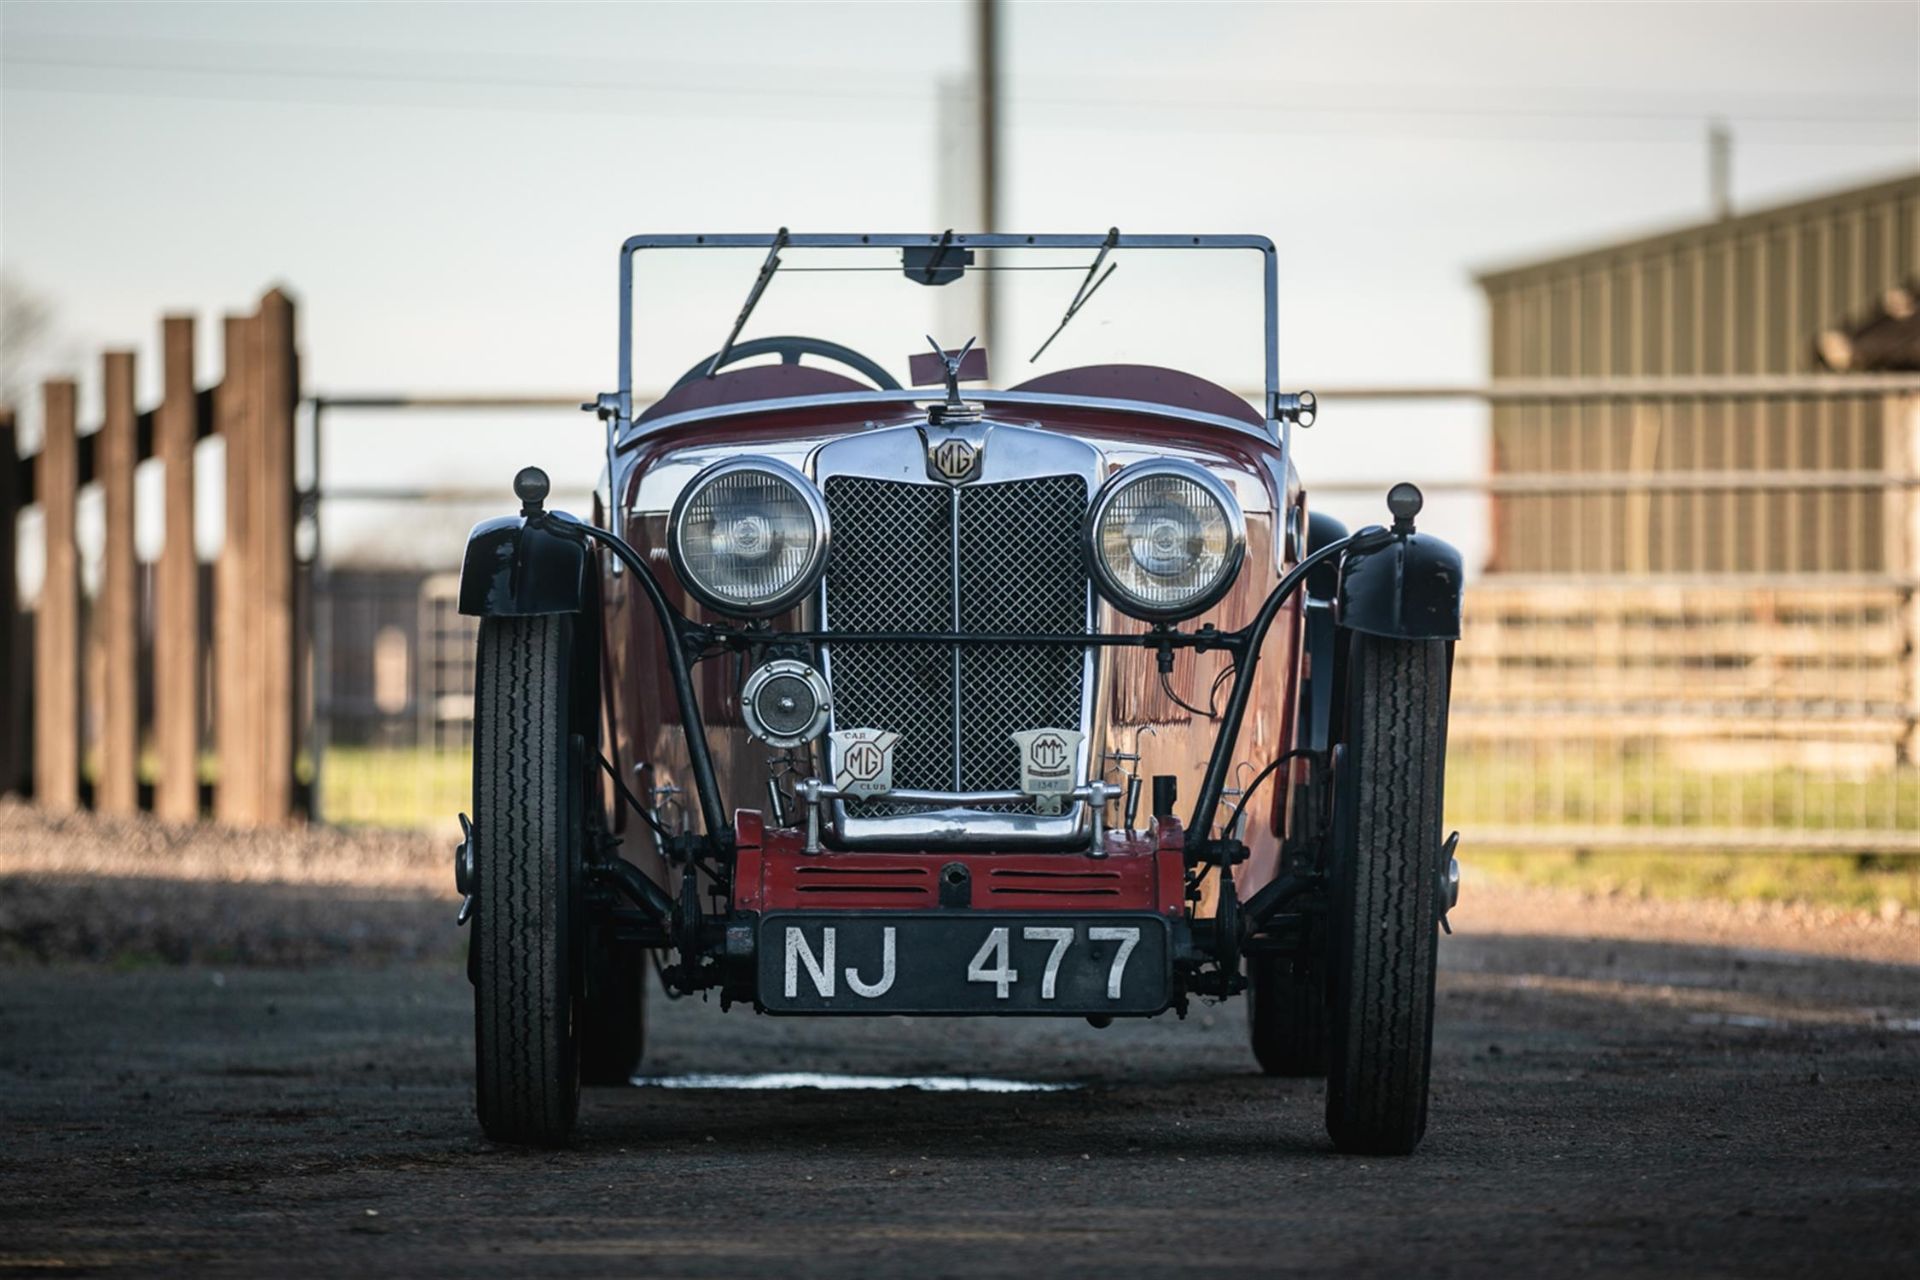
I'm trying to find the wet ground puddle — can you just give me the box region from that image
[629,1072,1080,1093]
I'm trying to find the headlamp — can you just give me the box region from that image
[668,457,828,617]
[1085,459,1245,622]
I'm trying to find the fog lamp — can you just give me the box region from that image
[741,659,831,748]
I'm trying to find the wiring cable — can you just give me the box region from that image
[1186,748,1314,896]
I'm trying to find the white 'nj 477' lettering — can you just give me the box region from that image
[784,924,1141,1002]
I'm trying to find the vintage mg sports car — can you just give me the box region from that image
[455,231,1463,1154]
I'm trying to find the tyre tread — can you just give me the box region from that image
[473,615,578,1145]
[1326,634,1448,1155]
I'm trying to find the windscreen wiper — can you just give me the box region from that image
[1030,226,1119,362]
[706,227,789,379]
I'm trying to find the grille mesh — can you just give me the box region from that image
[822,479,952,813]
[957,477,1089,797]
[822,473,1089,817]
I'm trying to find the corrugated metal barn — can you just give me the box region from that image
[1478,171,1920,577]
[1455,173,1920,846]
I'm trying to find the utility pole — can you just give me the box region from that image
[976,0,1002,348]
[1709,118,1732,220]
[935,79,985,346]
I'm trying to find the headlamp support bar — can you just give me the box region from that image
[563,517,731,842]
[549,484,1386,862]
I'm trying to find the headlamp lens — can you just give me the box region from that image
[1090,465,1242,620]
[673,462,825,616]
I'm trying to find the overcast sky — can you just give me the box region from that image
[3,0,1917,569]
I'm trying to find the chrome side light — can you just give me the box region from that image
[741,659,832,748]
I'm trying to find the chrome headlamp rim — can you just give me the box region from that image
[1083,458,1246,622]
[667,455,830,618]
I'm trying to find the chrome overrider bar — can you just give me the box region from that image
[793,780,1125,856]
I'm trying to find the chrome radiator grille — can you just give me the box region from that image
[822,474,1090,814]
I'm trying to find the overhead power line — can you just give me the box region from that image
[5,48,1916,132]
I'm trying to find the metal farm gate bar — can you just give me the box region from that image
[1452,172,1920,856]
[1445,379,1920,855]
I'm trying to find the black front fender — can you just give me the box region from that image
[458,512,591,617]
[1334,530,1463,641]
[1304,510,1349,601]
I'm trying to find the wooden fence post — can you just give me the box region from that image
[0,406,22,797]
[154,317,200,821]
[257,290,297,822]
[215,314,260,825]
[34,380,80,812]
[99,351,140,815]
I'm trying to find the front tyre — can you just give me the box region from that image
[472,614,582,1146]
[1325,633,1451,1155]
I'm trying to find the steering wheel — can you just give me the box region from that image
[670,335,902,392]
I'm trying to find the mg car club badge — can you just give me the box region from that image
[1012,728,1084,815]
[830,728,901,798]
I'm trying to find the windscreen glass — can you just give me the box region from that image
[626,242,1268,414]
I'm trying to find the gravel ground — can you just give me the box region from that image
[1,803,1917,1276]
[6,798,1916,967]
[0,800,449,965]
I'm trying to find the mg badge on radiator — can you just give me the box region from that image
[929,433,980,483]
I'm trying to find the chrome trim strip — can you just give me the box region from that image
[623,232,1277,252]
[948,486,963,790]
[817,786,1081,806]
[820,808,1093,851]
[619,390,1269,447]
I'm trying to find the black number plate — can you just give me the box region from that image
[757,913,1171,1015]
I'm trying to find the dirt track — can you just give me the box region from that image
[2,864,1917,1278]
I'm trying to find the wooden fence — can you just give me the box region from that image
[0,288,303,825]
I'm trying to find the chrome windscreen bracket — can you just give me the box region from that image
[1272,390,1317,427]
[583,390,628,573]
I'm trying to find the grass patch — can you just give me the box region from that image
[314,745,1920,910]
[1445,748,1920,833]
[319,746,471,834]
[1469,847,1920,913]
